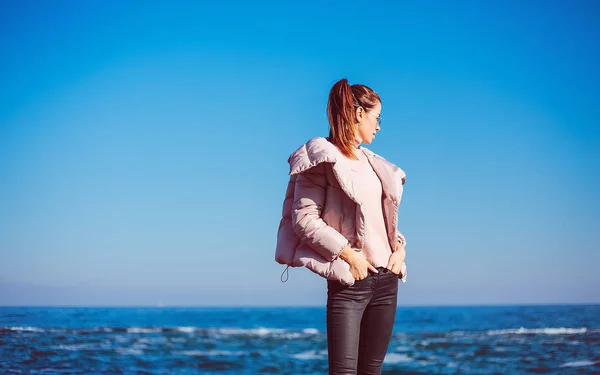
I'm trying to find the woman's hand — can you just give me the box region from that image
[386,243,406,276]
[339,246,378,280]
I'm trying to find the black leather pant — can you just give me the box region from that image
[326,267,399,375]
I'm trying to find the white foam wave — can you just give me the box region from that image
[176,326,196,333]
[116,348,144,355]
[448,330,467,336]
[560,360,596,367]
[281,333,302,339]
[385,353,413,364]
[177,350,246,356]
[6,326,44,332]
[211,327,319,338]
[487,327,587,335]
[6,325,322,338]
[53,343,99,351]
[54,344,80,351]
[218,327,285,336]
[292,350,327,360]
[126,327,162,333]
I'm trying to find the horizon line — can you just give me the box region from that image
[1,302,599,309]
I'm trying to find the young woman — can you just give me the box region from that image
[276,78,408,374]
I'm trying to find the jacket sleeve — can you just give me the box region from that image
[291,163,349,262]
[396,231,406,246]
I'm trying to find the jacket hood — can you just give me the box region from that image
[288,137,406,184]
[288,137,339,176]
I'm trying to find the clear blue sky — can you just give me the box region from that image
[1,0,598,306]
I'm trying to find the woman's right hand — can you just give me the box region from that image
[339,245,378,280]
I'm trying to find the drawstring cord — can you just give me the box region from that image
[280,265,290,283]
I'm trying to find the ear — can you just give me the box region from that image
[355,106,364,123]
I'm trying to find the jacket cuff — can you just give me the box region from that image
[396,231,406,246]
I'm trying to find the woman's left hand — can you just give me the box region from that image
[386,243,406,276]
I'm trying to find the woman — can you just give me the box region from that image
[276,78,408,374]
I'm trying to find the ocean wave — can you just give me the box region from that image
[384,353,413,364]
[126,327,163,333]
[116,348,144,355]
[560,360,597,367]
[1,325,324,339]
[4,326,45,332]
[53,344,83,351]
[176,326,196,333]
[291,350,327,360]
[486,327,587,335]
[216,327,286,336]
[93,327,113,333]
[53,343,102,351]
[209,327,322,339]
[177,350,248,357]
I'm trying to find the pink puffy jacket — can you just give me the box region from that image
[275,137,407,286]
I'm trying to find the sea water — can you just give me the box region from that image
[1,305,599,374]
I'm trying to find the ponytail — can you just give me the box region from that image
[327,78,380,159]
[327,79,358,158]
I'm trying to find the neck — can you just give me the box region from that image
[353,135,362,149]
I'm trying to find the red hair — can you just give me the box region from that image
[327,78,381,159]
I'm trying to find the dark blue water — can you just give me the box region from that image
[1,305,599,374]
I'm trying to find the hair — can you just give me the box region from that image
[327,78,381,158]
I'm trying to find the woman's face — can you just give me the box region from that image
[356,101,382,145]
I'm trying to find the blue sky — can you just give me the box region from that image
[1,0,598,306]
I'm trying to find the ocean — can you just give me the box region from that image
[1,305,599,374]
